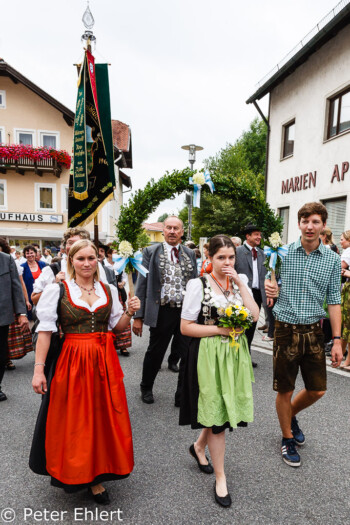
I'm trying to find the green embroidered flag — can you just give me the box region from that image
[68,50,115,227]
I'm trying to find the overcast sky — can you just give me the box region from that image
[0,0,341,222]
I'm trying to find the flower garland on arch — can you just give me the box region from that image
[0,144,71,169]
[115,167,283,294]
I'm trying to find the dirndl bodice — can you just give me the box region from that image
[59,281,112,333]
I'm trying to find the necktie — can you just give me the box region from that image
[252,247,257,260]
[171,247,179,263]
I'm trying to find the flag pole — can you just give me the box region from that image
[86,37,99,249]
[70,2,113,247]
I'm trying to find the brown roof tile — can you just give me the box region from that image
[142,222,164,232]
[111,119,130,152]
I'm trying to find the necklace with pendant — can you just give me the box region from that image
[76,282,95,295]
[210,272,231,298]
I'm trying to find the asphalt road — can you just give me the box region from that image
[1,328,349,525]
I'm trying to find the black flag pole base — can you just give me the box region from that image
[94,216,99,248]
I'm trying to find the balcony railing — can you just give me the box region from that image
[0,156,62,177]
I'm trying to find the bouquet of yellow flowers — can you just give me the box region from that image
[217,304,253,350]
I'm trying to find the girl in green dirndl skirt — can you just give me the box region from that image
[179,235,259,508]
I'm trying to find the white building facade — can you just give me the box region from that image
[247,3,350,245]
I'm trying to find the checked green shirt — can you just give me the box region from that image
[273,237,341,325]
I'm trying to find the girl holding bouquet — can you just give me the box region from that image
[179,235,258,508]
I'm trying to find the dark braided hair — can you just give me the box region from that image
[208,235,235,257]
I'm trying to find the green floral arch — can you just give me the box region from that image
[116,168,282,247]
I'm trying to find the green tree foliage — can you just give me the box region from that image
[188,117,271,242]
[136,230,152,249]
[236,117,267,176]
[178,204,189,237]
[157,212,169,222]
[191,190,257,244]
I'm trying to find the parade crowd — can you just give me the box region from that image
[0,201,346,508]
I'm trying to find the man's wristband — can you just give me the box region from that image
[124,310,133,318]
[19,314,27,317]
[333,336,341,340]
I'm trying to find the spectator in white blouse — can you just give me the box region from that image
[42,248,52,265]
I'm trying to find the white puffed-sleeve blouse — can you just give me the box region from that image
[35,280,123,333]
[181,274,252,321]
[341,247,350,267]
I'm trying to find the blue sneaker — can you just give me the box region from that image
[291,417,305,446]
[281,438,301,467]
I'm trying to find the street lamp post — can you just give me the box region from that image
[181,144,203,240]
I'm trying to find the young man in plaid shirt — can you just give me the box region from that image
[265,202,342,467]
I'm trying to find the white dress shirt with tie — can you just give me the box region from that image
[244,241,259,289]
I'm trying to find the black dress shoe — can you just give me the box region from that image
[214,482,232,508]
[141,389,154,404]
[168,363,179,373]
[252,361,258,368]
[0,389,7,402]
[189,444,214,474]
[6,360,16,370]
[88,487,110,505]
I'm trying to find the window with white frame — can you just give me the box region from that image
[35,183,56,212]
[327,87,350,138]
[0,126,4,144]
[61,184,68,212]
[38,131,60,149]
[0,179,7,209]
[322,197,346,250]
[15,128,35,146]
[282,120,295,159]
[0,90,6,109]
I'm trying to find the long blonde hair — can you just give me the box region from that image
[67,239,100,281]
[321,227,334,245]
[342,230,350,242]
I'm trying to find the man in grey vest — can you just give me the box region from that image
[133,216,197,405]
[0,251,29,401]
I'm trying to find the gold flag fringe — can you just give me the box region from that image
[73,190,89,201]
[69,192,114,228]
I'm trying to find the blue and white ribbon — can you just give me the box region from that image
[113,251,149,277]
[189,170,215,208]
[204,170,215,193]
[188,179,202,207]
[264,245,288,270]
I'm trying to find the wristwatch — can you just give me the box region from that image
[125,310,133,318]
[19,314,27,317]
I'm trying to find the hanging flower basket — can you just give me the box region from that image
[0,144,71,169]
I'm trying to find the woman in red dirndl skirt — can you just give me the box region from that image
[29,240,140,505]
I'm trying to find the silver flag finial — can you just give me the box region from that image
[82,2,95,31]
[81,1,96,46]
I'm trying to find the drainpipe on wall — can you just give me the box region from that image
[251,98,270,198]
